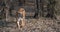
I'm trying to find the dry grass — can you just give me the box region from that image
[0,16,60,32]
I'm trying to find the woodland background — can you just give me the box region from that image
[0,0,60,32]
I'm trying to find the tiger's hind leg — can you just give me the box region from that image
[20,18,25,27]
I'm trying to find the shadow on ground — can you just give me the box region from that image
[0,20,17,28]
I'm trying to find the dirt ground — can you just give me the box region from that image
[0,16,60,32]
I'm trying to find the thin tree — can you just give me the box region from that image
[33,0,39,18]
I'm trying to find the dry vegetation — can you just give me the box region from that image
[0,0,60,32]
[0,16,60,32]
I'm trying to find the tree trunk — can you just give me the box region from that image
[33,0,39,18]
[46,0,57,19]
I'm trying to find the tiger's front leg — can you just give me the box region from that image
[17,18,21,29]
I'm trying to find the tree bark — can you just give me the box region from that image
[33,0,39,18]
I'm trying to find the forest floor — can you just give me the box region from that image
[0,16,60,32]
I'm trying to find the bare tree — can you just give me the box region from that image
[33,0,39,18]
[46,0,57,19]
